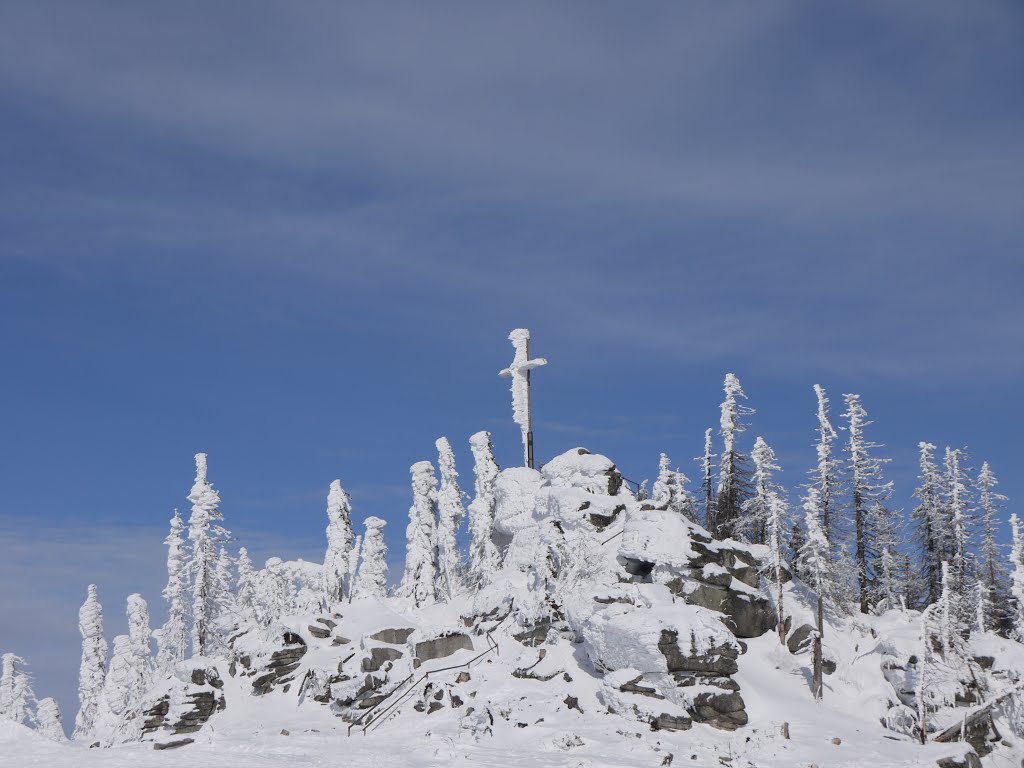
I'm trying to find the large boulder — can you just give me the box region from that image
[675,582,777,638]
[413,633,474,668]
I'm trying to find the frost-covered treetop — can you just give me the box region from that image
[363,515,387,529]
[195,452,208,484]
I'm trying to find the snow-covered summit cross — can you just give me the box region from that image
[499,328,547,469]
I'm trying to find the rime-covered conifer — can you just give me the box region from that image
[744,437,788,640]
[353,516,389,599]
[943,448,971,600]
[715,374,754,539]
[347,534,363,602]
[236,547,256,616]
[187,453,229,657]
[799,490,831,699]
[399,461,439,607]
[34,697,66,741]
[842,394,893,613]
[808,385,841,543]
[975,461,1006,629]
[911,442,945,605]
[435,437,468,600]
[654,453,696,519]
[323,479,355,603]
[1009,514,1024,641]
[156,510,188,675]
[0,653,32,725]
[126,594,153,695]
[74,584,107,741]
[468,431,501,588]
[699,427,716,531]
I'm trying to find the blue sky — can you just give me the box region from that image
[1,1,1022,725]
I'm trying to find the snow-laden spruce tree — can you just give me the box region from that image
[126,594,153,696]
[34,697,66,742]
[699,427,716,531]
[744,437,788,641]
[347,534,362,602]
[653,453,697,520]
[975,462,1007,630]
[943,447,972,599]
[916,561,969,743]
[1009,514,1024,641]
[187,453,230,657]
[715,373,754,539]
[236,546,256,617]
[253,557,293,627]
[911,442,946,606]
[155,509,188,675]
[842,394,893,613]
[0,653,32,725]
[467,431,501,588]
[799,489,831,700]
[353,516,388,599]
[741,437,783,545]
[322,479,355,604]
[399,460,439,607]
[74,584,107,741]
[94,635,137,744]
[808,384,841,544]
[435,437,468,600]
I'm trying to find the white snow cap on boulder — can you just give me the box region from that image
[541,448,620,494]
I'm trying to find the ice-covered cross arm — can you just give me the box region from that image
[499,328,547,469]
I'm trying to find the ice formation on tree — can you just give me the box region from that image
[74,584,107,741]
[943,447,971,598]
[347,533,362,600]
[976,461,1007,630]
[499,328,547,467]
[715,373,753,538]
[653,453,696,520]
[435,436,467,600]
[399,460,439,607]
[187,452,229,656]
[842,393,893,613]
[912,441,945,605]
[0,653,32,725]
[322,479,355,603]
[467,430,501,587]
[34,697,66,741]
[156,509,188,675]
[95,635,137,744]
[236,546,256,616]
[1010,514,1024,641]
[126,593,153,694]
[808,384,840,543]
[353,516,388,598]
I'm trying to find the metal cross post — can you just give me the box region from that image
[499,328,547,469]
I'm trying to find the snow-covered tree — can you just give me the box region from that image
[155,509,188,675]
[353,516,388,599]
[253,557,293,627]
[126,594,153,694]
[788,519,806,579]
[744,437,788,641]
[1009,514,1024,641]
[467,431,502,588]
[842,394,893,613]
[911,442,945,606]
[741,436,782,545]
[943,447,972,599]
[975,461,1006,630]
[808,384,841,543]
[799,489,831,700]
[74,584,107,741]
[34,697,66,742]
[0,653,32,725]
[699,427,716,531]
[399,461,439,607]
[322,479,355,604]
[187,453,229,657]
[236,547,256,616]
[715,373,754,539]
[347,534,362,603]
[94,635,138,744]
[435,437,468,600]
[653,453,696,519]
[916,561,969,743]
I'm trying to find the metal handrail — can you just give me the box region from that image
[346,604,514,736]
